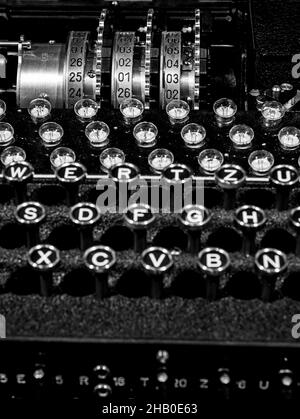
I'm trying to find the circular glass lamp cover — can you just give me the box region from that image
[198,148,224,173]
[248,150,275,175]
[148,148,174,173]
[50,147,76,168]
[99,147,126,172]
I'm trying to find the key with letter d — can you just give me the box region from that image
[70,202,100,250]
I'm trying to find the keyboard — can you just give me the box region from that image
[0,0,299,410]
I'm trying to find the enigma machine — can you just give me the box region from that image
[0,0,300,413]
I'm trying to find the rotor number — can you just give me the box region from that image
[166,36,180,44]
[118,72,131,82]
[119,46,133,54]
[70,57,83,67]
[69,87,82,98]
[166,59,179,69]
[165,46,180,55]
[118,57,132,67]
[71,46,84,54]
[165,89,179,100]
[69,71,83,82]
[117,87,131,99]
[166,73,179,83]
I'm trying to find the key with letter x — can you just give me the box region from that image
[28,244,60,296]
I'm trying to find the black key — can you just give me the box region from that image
[270,165,299,210]
[110,162,140,184]
[178,204,211,254]
[124,203,155,252]
[70,202,100,250]
[141,246,173,299]
[83,245,116,298]
[110,162,140,211]
[162,163,192,184]
[15,201,46,247]
[215,164,246,210]
[55,162,87,206]
[198,247,230,301]
[255,248,288,302]
[290,207,300,256]
[27,244,60,297]
[234,205,266,255]
[3,161,34,204]
[162,164,193,213]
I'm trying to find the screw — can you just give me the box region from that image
[156,350,169,364]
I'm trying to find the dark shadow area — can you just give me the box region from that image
[260,229,295,254]
[115,269,151,298]
[226,271,261,300]
[60,268,94,296]
[7,267,40,295]
[152,226,188,250]
[169,270,206,298]
[203,188,223,208]
[282,273,300,301]
[32,185,66,206]
[206,227,242,252]
[239,188,275,209]
[0,223,26,248]
[100,225,134,250]
[0,184,14,204]
[48,224,80,250]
